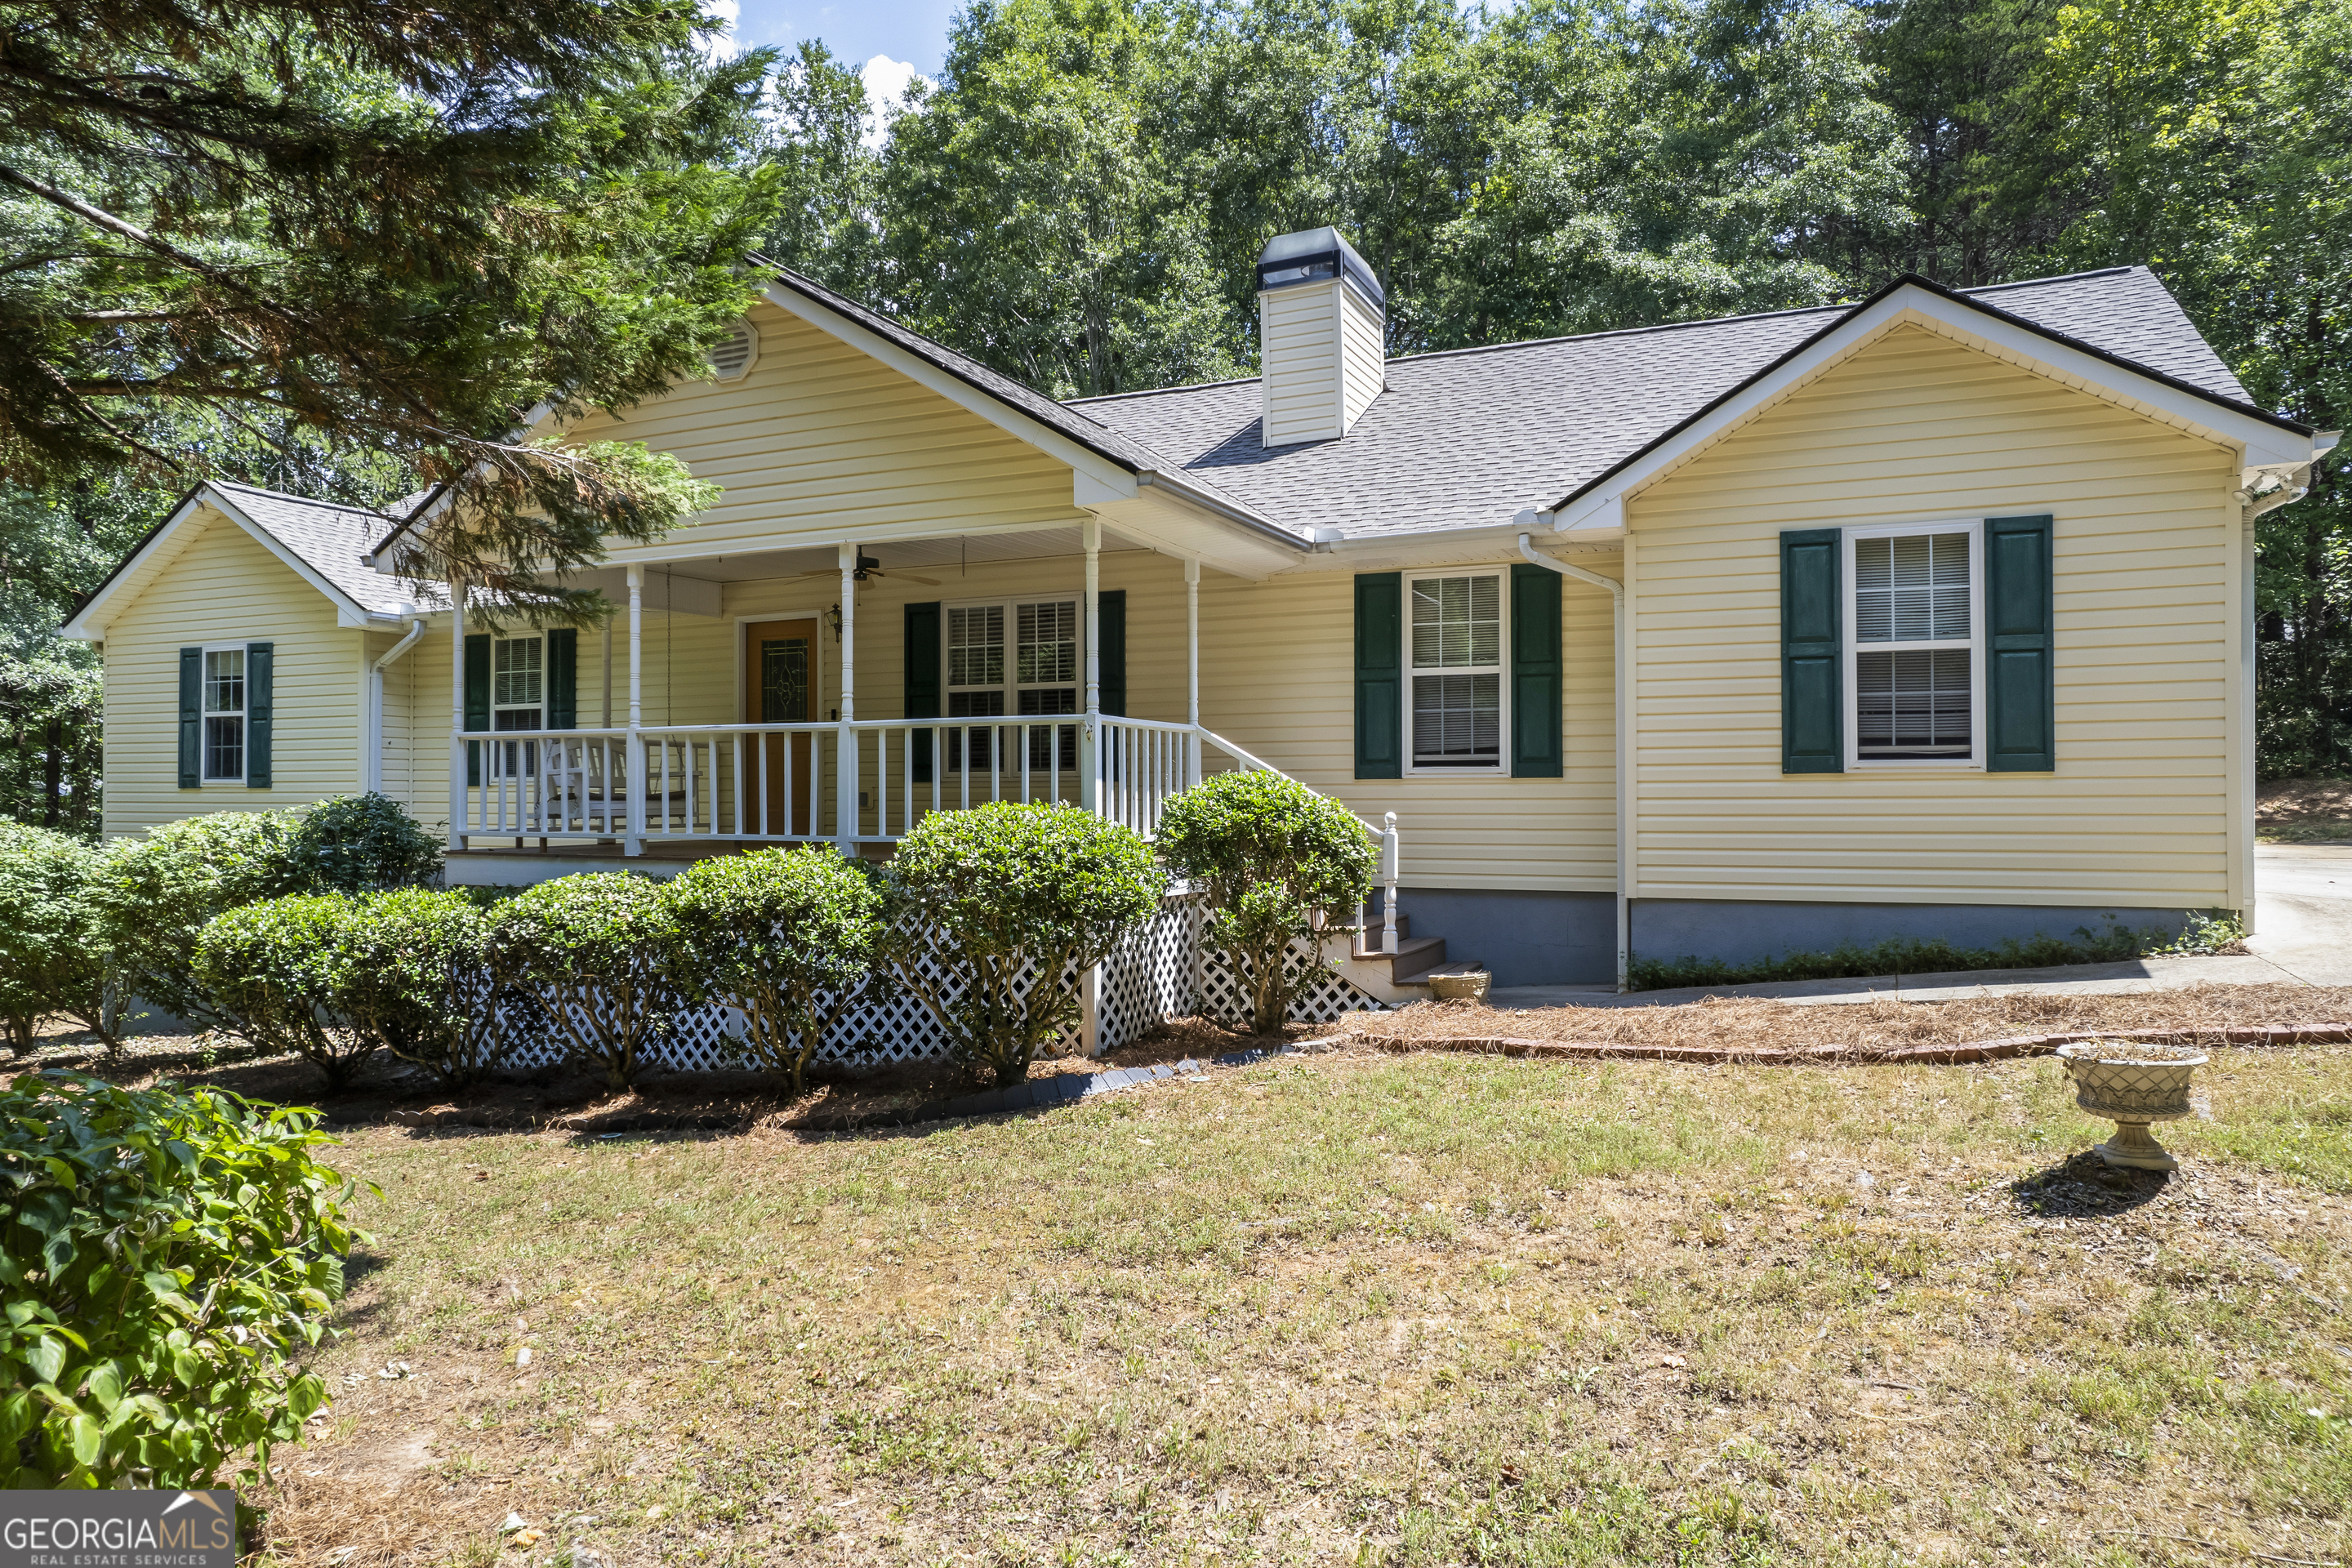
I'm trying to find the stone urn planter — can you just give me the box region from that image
[2056,1040,2206,1171]
[1426,967,1490,1003]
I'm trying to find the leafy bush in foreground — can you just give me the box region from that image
[0,821,114,1052]
[488,872,681,1091]
[1,1074,363,1488]
[339,889,503,1090]
[1156,770,1376,1035]
[193,896,378,1089]
[666,847,883,1094]
[884,802,1164,1087]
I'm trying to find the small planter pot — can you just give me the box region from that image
[2056,1041,2207,1171]
[1427,968,1490,1003]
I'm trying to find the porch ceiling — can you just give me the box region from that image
[575,525,1156,588]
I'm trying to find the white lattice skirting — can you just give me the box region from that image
[497,892,1384,1074]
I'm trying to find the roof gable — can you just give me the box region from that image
[62,483,427,639]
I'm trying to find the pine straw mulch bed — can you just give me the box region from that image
[20,983,2352,1136]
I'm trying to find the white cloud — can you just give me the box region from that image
[696,0,743,60]
[859,55,927,148]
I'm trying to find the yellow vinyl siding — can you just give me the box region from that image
[1628,323,2237,909]
[99,507,362,837]
[564,301,1086,551]
[1258,284,1340,446]
[1339,286,1386,429]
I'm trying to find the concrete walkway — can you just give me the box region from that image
[1489,844,2352,1010]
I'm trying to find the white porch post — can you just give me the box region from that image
[836,541,857,856]
[446,571,466,853]
[1185,555,1201,786]
[600,612,613,727]
[1081,518,1102,813]
[625,565,644,855]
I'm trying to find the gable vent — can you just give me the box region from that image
[707,321,759,382]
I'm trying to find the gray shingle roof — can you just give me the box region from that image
[206,482,435,615]
[1070,267,2274,541]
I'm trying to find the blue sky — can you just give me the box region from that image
[719,0,956,90]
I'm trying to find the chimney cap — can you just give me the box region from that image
[1255,226,1385,310]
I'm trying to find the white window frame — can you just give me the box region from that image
[490,630,546,733]
[1401,567,1510,777]
[1842,519,1984,772]
[940,594,1084,716]
[198,640,248,786]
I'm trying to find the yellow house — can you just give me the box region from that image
[64,230,2336,989]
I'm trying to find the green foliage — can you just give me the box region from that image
[1624,917,2180,991]
[92,811,303,1031]
[288,792,443,893]
[487,873,683,1093]
[666,848,884,1094]
[0,1072,364,1488]
[1156,770,1376,1036]
[337,890,501,1091]
[2,0,773,622]
[0,820,111,1051]
[0,654,101,837]
[192,897,377,1090]
[883,802,1165,1087]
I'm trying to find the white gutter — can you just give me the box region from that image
[365,618,426,794]
[1517,530,1630,991]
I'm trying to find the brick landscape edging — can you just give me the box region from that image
[1324,1022,2352,1067]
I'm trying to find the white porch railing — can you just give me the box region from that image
[450,716,1401,958]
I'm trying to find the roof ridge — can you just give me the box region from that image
[1958,265,2140,295]
[208,479,411,522]
[1067,372,1263,406]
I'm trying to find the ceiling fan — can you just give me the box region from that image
[791,552,940,587]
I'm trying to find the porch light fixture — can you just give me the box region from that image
[826,603,842,642]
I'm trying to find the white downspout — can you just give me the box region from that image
[367,618,425,795]
[1518,532,1630,991]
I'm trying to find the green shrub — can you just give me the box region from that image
[1156,770,1376,1035]
[0,1073,363,1488]
[192,896,378,1090]
[883,802,1164,1087]
[666,847,884,1094]
[488,873,682,1092]
[0,822,114,1053]
[288,792,443,893]
[338,889,503,1090]
[92,811,303,1031]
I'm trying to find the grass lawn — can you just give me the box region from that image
[227,996,2352,1568]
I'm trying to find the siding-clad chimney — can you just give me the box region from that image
[1256,228,1386,448]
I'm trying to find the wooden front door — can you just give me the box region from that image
[743,619,817,836]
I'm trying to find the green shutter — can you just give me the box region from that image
[1781,530,1843,773]
[244,642,274,789]
[1097,590,1127,717]
[546,628,577,730]
[1985,514,2056,772]
[464,632,491,787]
[905,602,940,783]
[1354,572,1403,779]
[178,648,202,789]
[1509,563,1563,777]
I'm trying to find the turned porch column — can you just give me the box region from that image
[1186,555,1201,786]
[625,564,644,855]
[837,541,857,855]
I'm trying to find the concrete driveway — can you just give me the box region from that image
[2246,841,2352,985]
[1491,841,2352,1008]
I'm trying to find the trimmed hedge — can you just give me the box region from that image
[883,802,1164,1087]
[488,873,680,1092]
[0,822,112,1052]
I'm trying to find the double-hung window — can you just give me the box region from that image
[491,634,544,777]
[202,647,246,782]
[1846,522,1981,766]
[1407,571,1505,772]
[944,597,1080,770]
